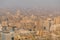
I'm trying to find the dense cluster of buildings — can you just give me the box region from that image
[0,10,60,40]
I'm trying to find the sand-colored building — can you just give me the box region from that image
[54,16,60,24]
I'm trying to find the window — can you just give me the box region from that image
[12,26,16,31]
[18,39,20,40]
[29,29,32,31]
[44,27,46,30]
[11,37,14,40]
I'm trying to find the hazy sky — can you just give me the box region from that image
[0,0,60,9]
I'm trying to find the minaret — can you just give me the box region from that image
[48,14,53,31]
[6,12,10,25]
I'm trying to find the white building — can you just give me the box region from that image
[1,32,14,40]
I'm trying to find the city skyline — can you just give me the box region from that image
[0,0,60,40]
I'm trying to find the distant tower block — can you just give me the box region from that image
[7,12,10,14]
[31,14,34,18]
[49,14,53,18]
[16,10,20,16]
[31,14,36,19]
[6,12,10,16]
[6,12,11,18]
